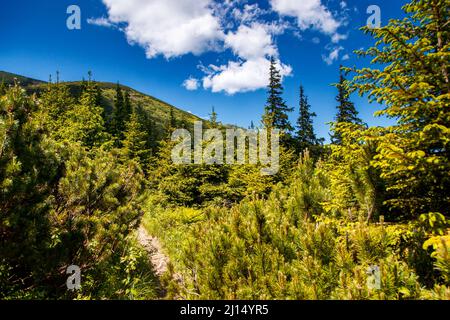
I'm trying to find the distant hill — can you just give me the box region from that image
[1,71,208,140]
[0,71,46,87]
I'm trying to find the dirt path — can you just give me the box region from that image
[137,225,170,277]
[137,225,184,298]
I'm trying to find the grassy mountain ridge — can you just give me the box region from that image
[1,70,206,138]
[0,70,45,87]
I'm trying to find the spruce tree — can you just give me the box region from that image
[0,84,63,297]
[179,113,187,129]
[60,80,109,148]
[39,75,75,132]
[209,106,219,128]
[296,85,322,153]
[112,82,125,137]
[0,80,6,96]
[123,109,150,167]
[262,57,293,133]
[350,0,450,217]
[83,73,102,106]
[165,107,177,136]
[135,103,157,155]
[123,89,132,123]
[80,77,87,93]
[331,67,363,144]
[262,57,293,149]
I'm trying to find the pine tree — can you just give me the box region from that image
[123,109,150,167]
[80,77,87,93]
[349,0,450,217]
[179,113,187,129]
[123,89,132,123]
[39,74,75,131]
[209,106,219,128]
[112,82,125,137]
[0,80,6,96]
[295,85,323,154]
[331,67,363,144]
[135,103,157,154]
[60,81,109,148]
[0,84,64,297]
[82,72,103,106]
[262,57,293,135]
[165,107,177,136]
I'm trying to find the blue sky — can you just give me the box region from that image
[0,0,407,140]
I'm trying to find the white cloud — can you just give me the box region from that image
[183,77,200,91]
[322,46,344,65]
[232,4,265,24]
[270,0,342,37]
[342,54,350,61]
[202,22,291,95]
[87,17,115,28]
[98,0,291,94]
[95,0,347,94]
[203,58,292,95]
[224,23,277,60]
[102,0,224,59]
[331,33,348,43]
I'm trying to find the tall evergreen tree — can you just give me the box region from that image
[0,80,6,96]
[60,81,109,148]
[123,89,132,123]
[262,57,293,135]
[80,77,87,93]
[209,106,219,128]
[295,85,323,153]
[166,107,177,136]
[331,67,363,144]
[350,0,449,217]
[134,103,155,152]
[112,82,125,137]
[123,109,150,167]
[39,74,75,131]
[179,113,187,129]
[0,84,64,297]
[82,72,102,107]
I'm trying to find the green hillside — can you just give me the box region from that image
[1,71,205,139]
[0,70,45,87]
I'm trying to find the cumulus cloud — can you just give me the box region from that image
[94,0,348,94]
[224,23,277,60]
[183,77,200,91]
[270,0,343,38]
[202,22,292,95]
[203,58,292,95]
[102,0,224,59]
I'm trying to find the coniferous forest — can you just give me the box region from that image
[0,0,449,300]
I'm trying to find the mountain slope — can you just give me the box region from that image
[0,71,45,87]
[1,71,205,139]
